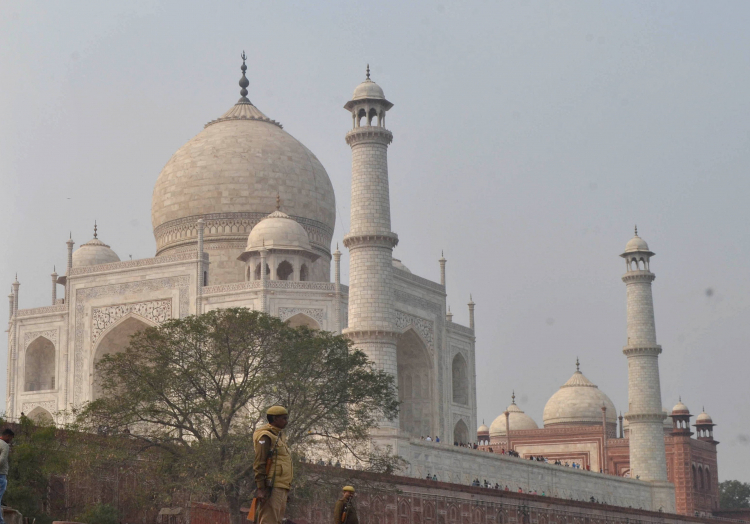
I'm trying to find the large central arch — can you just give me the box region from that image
[92,315,154,400]
[397,328,434,438]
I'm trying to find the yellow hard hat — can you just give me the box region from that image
[342,486,355,492]
[266,406,288,416]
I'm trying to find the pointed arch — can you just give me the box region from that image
[24,336,55,392]
[397,328,434,438]
[27,406,54,425]
[285,313,320,330]
[454,419,469,445]
[452,353,469,405]
[277,260,293,280]
[92,315,154,400]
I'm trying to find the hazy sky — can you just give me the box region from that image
[2,1,749,481]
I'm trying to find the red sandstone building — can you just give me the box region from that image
[476,363,718,517]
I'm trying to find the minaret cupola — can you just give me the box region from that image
[669,397,693,436]
[344,64,393,129]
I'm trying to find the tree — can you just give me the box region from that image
[3,415,70,524]
[719,480,750,509]
[78,308,399,524]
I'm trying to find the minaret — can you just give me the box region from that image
[439,251,447,287]
[342,66,399,431]
[333,244,342,332]
[468,295,475,330]
[621,227,668,481]
[51,267,58,305]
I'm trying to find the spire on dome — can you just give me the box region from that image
[276,193,281,211]
[94,220,98,239]
[635,225,638,236]
[576,357,580,372]
[239,51,251,103]
[366,63,370,80]
[512,390,516,404]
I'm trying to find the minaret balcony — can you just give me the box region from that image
[345,126,393,146]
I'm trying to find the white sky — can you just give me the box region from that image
[2,0,748,481]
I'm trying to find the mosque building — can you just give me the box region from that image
[7,57,718,516]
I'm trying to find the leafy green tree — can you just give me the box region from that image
[3,415,70,524]
[78,308,399,524]
[719,480,750,509]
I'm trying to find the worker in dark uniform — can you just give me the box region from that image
[333,486,358,524]
[253,406,293,524]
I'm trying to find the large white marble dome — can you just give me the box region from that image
[150,64,336,284]
[543,363,617,427]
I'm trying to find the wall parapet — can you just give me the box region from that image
[394,267,445,293]
[15,304,68,317]
[68,252,206,276]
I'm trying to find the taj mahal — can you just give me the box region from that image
[7,57,720,517]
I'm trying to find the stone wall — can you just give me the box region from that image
[395,441,674,512]
[290,465,714,524]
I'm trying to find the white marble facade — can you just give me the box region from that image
[7,61,478,449]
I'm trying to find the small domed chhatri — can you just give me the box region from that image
[72,223,120,268]
[489,393,539,437]
[242,208,314,254]
[671,398,690,416]
[543,359,617,428]
[624,226,651,253]
[351,64,386,100]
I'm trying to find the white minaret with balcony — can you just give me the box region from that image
[621,227,668,482]
[342,66,400,432]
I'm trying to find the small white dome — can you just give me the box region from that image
[72,238,120,267]
[696,411,713,425]
[624,234,650,253]
[352,79,385,101]
[246,211,313,252]
[489,400,539,437]
[671,400,690,416]
[392,258,411,273]
[477,423,489,434]
[543,366,617,427]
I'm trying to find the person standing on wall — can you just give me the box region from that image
[252,406,293,524]
[333,486,358,524]
[0,429,15,524]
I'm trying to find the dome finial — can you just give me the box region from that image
[512,390,516,404]
[239,51,250,103]
[679,395,682,402]
[634,225,638,236]
[276,193,281,211]
[576,357,580,372]
[94,220,98,239]
[366,63,370,80]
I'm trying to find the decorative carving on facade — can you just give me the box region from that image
[154,212,333,254]
[91,300,172,345]
[267,281,336,291]
[73,276,190,405]
[395,310,434,351]
[21,400,56,414]
[15,304,68,317]
[24,329,58,349]
[278,307,325,325]
[68,251,203,276]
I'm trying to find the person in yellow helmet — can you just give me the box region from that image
[333,486,358,524]
[252,406,293,524]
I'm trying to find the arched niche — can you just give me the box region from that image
[285,313,320,330]
[25,336,55,392]
[27,406,54,425]
[92,315,154,399]
[451,353,469,405]
[277,260,293,281]
[454,419,469,445]
[397,328,434,438]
